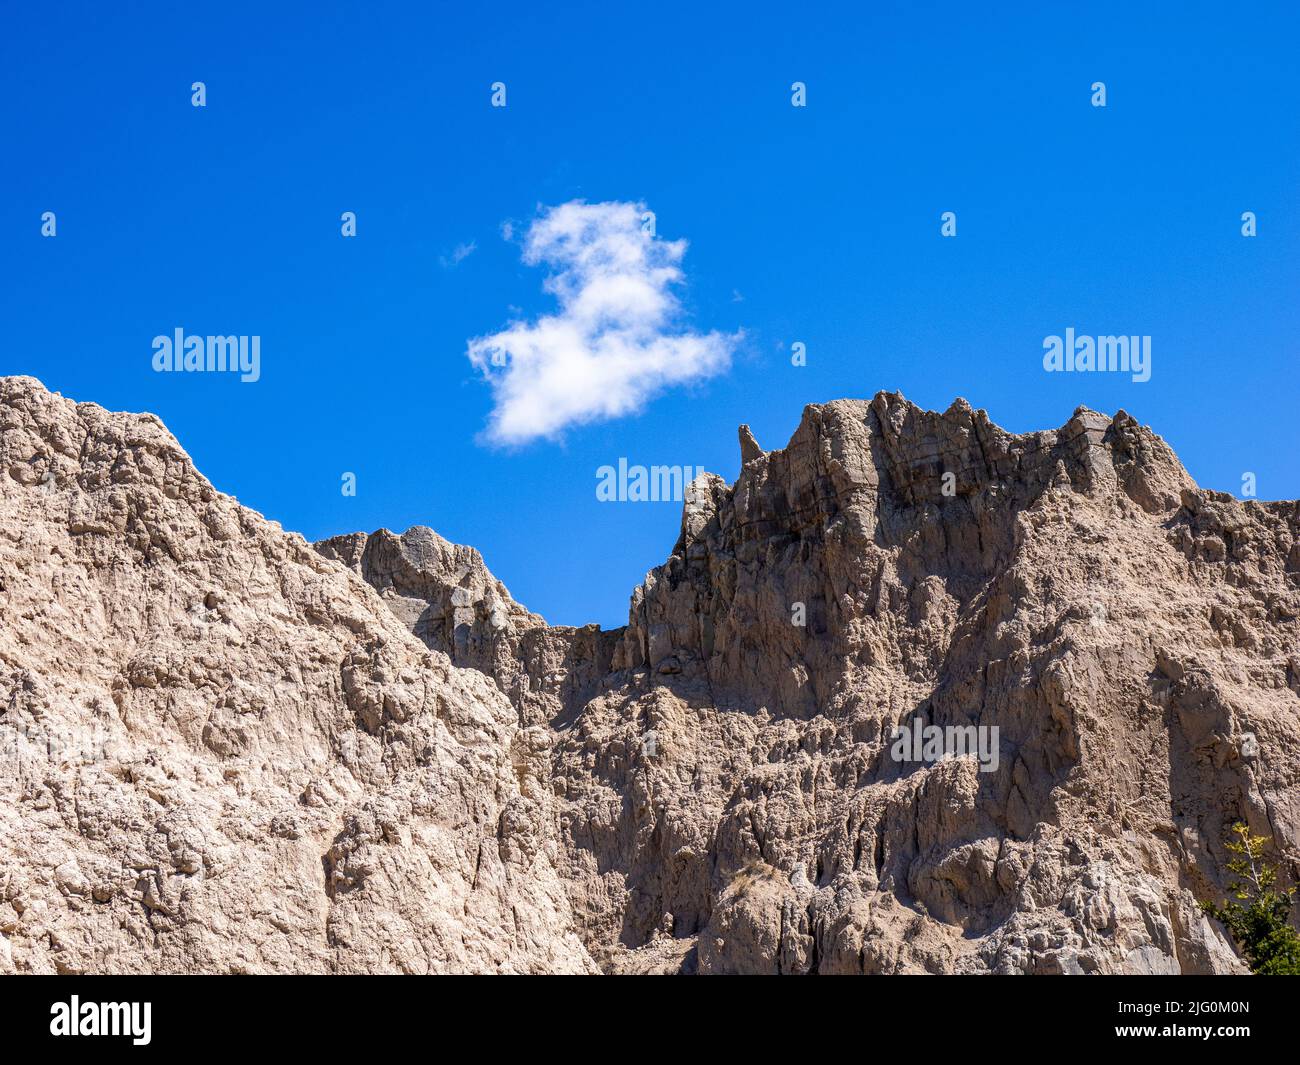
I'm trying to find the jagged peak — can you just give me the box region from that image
[723,390,1197,518]
[737,423,764,464]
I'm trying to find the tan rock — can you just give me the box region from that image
[4,376,1295,974]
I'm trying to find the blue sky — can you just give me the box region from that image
[2,1,1297,628]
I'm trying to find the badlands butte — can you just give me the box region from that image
[2,374,1298,976]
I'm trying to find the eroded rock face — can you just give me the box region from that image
[315,526,620,729]
[2,375,1296,974]
[0,377,593,974]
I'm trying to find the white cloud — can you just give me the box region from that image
[466,200,738,445]
[440,240,477,268]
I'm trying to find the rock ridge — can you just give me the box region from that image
[3,374,1297,974]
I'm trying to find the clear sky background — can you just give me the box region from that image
[2,1,1298,628]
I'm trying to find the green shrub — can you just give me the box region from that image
[1202,822,1300,975]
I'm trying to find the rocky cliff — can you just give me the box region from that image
[3,375,1297,973]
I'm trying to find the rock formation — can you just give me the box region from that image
[3,375,1297,973]
[0,377,592,974]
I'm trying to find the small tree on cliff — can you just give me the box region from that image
[1202,822,1300,975]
